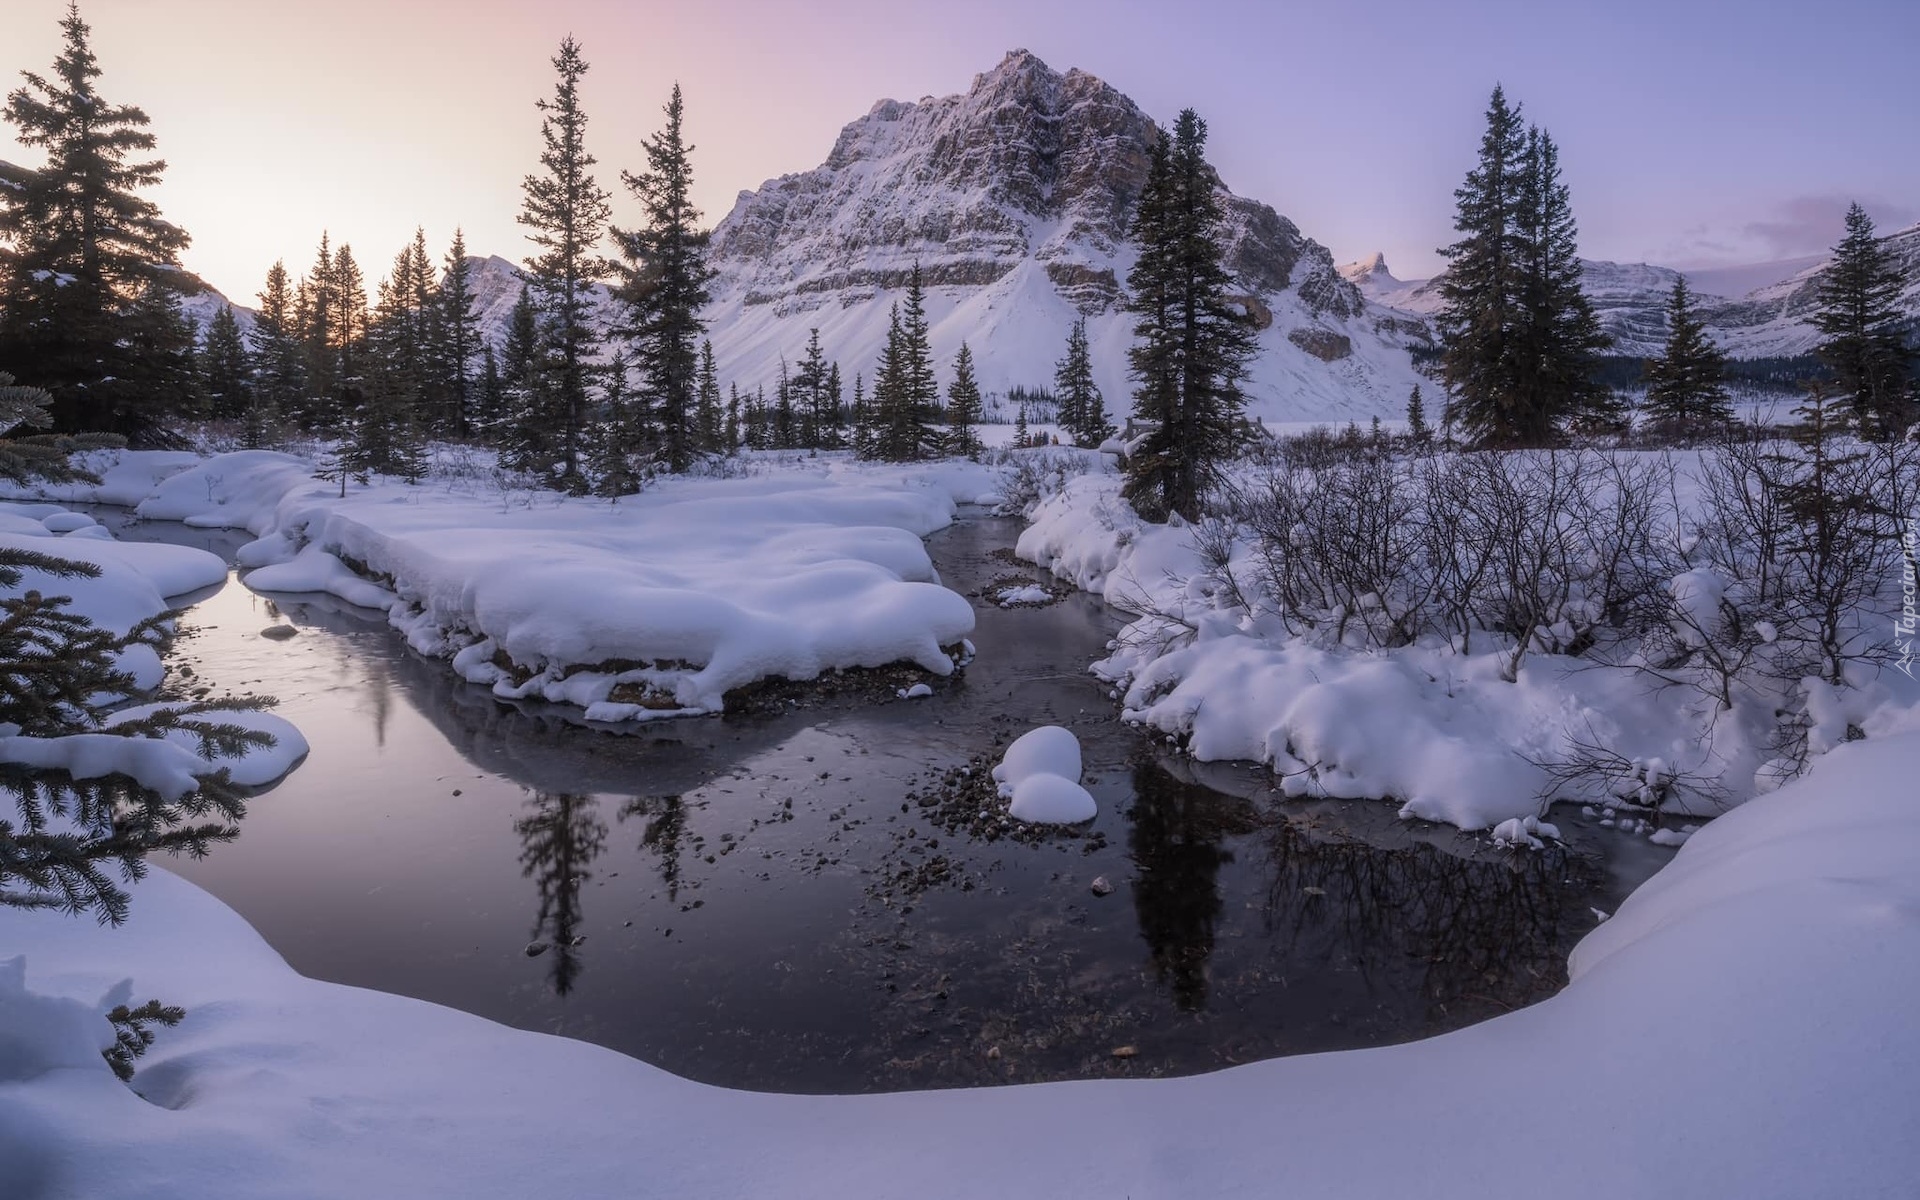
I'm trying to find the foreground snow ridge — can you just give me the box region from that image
[4,732,1917,1197]
[68,451,992,720]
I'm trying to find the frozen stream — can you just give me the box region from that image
[114,509,1674,1093]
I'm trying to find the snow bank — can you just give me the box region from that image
[78,451,987,720]
[0,449,201,507]
[1,501,230,692]
[3,733,1917,1198]
[1016,470,1900,831]
[992,725,1096,823]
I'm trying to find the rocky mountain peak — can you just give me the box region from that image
[709,49,1359,320]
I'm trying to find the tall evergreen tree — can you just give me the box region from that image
[1812,203,1916,440]
[437,229,482,439]
[1436,89,1611,445]
[944,342,984,458]
[1513,127,1616,433]
[1054,316,1110,446]
[1405,383,1431,444]
[200,306,252,422]
[499,285,546,467]
[517,36,612,491]
[1435,87,1527,444]
[613,83,713,473]
[247,260,303,444]
[791,328,838,450]
[1642,275,1732,437]
[867,267,940,461]
[0,3,195,441]
[295,233,339,420]
[849,372,870,458]
[1122,111,1255,522]
[696,339,722,453]
[590,350,645,497]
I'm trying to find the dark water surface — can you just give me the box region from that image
[117,510,1674,1093]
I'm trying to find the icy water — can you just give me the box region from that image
[116,510,1675,1093]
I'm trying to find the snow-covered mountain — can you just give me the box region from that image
[1347,223,1920,360]
[695,50,1427,422]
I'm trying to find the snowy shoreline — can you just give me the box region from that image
[4,729,1917,1198]
[12,449,1004,723]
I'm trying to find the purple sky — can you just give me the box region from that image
[3,0,1915,300]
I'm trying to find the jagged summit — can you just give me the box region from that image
[701,49,1421,421]
[1343,252,1392,280]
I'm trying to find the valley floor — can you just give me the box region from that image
[3,446,1917,1197]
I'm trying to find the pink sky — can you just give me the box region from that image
[4,0,1916,303]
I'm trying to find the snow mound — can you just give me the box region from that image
[80,451,984,721]
[992,725,1096,824]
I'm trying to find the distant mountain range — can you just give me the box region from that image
[12,55,1917,417]
[1339,224,1920,360]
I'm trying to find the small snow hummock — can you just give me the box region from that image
[995,584,1051,607]
[898,682,934,699]
[1491,814,1561,850]
[991,725,1096,824]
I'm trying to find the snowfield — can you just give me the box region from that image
[3,726,1917,1198]
[36,449,1002,721]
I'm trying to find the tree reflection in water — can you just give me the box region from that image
[514,791,608,996]
[1128,759,1597,1025]
[618,794,687,902]
[1255,802,1589,1022]
[1126,763,1261,1010]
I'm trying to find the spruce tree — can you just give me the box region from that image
[945,342,984,458]
[724,381,742,452]
[295,234,340,421]
[200,306,253,422]
[773,359,796,450]
[517,36,612,491]
[247,261,303,445]
[899,265,940,458]
[0,4,194,441]
[1405,383,1431,444]
[792,329,833,450]
[867,303,909,460]
[438,230,483,440]
[1642,275,1732,438]
[1054,316,1110,446]
[1437,91,1612,445]
[325,243,370,433]
[696,340,723,453]
[1435,87,1527,444]
[591,351,645,497]
[2,373,273,923]
[1514,127,1616,434]
[499,285,547,470]
[1812,203,1916,440]
[1122,111,1255,521]
[613,83,713,474]
[848,373,870,457]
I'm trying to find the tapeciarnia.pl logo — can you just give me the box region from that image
[1897,517,1917,680]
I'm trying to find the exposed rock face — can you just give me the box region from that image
[1288,328,1353,361]
[707,49,1359,322]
